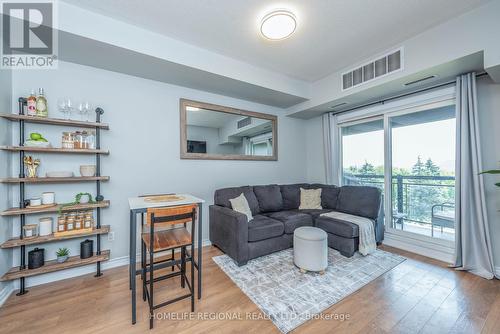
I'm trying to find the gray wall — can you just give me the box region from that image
[304,75,500,270]
[8,61,308,286]
[0,69,12,296]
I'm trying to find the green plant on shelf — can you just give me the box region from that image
[56,247,70,257]
[58,192,95,214]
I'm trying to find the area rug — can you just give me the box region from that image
[212,248,405,333]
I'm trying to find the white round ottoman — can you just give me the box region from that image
[293,226,328,274]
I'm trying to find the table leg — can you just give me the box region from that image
[197,204,203,299]
[131,211,137,324]
[129,210,133,290]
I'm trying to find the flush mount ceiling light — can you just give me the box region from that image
[260,10,297,40]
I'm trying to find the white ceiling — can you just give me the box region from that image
[62,0,490,82]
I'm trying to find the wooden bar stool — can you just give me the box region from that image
[141,204,197,329]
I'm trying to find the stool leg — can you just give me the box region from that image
[149,247,154,329]
[190,245,195,312]
[171,249,175,271]
[141,240,146,301]
[181,247,186,288]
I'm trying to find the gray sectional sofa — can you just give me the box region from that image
[209,184,384,266]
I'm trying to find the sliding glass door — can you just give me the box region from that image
[341,118,384,190]
[386,102,456,241]
[337,88,456,245]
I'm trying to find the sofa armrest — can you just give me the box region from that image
[209,205,249,265]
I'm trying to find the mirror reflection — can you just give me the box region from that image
[183,104,276,159]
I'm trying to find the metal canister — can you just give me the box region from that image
[28,248,45,269]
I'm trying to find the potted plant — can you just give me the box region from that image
[58,193,96,214]
[56,247,70,263]
[76,192,93,204]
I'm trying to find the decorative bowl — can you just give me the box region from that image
[80,165,96,177]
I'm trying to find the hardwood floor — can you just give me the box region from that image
[0,245,499,334]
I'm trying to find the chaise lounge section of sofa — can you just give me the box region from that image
[209,183,383,266]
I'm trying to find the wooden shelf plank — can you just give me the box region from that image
[1,225,110,248]
[0,146,109,154]
[0,113,109,129]
[0,250,110,281]
[0,176,110,183]
[1,200,110,216]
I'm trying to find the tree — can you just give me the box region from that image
[411,156,425,176]
[359,160,376,175]
[424,158,440,176]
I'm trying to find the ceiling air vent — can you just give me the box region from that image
[237,117,252,129]
[342,48,403,91]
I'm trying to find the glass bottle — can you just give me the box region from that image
[27,90,37,116]
[35,88,48,117]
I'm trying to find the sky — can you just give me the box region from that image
[342,118,456,173]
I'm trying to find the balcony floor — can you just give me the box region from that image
[394,221,455,241]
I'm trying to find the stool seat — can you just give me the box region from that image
[294,226,327,241]
[142,227,191,252]
[293,226,328,273]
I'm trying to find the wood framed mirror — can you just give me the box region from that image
[180,99,278,161]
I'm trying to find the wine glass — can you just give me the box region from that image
[78,102,87,121]
[83,101,92,122]
[57,98,68,119]
[66,98,74,119]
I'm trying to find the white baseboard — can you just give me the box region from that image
[383,232,454,263]
[0,282,14,307]
[4,239,212,305]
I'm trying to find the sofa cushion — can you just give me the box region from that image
[337,186,381,219]
[296,209,333,220]
[315,215,360,238]
[319,185,340,210]
[253,184,283,212]
[299,188,322,209]
[229,193,253,221]
[280,183,308,210]
[214,186,260,215]
[267,211,313,234]
[248,215,284,242]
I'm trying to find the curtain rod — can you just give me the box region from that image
[331,71,488,116]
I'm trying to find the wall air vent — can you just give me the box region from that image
[342,48,403,91]
[237,117,252,129]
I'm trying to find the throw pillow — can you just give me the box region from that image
[299,188,322,210]
[229,193,253,221]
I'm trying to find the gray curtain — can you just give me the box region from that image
[453,72,496,279]
[322,113,338,184]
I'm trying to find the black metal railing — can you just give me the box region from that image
[343,173,455,228]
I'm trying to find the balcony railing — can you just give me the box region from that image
[343,173,455,237]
